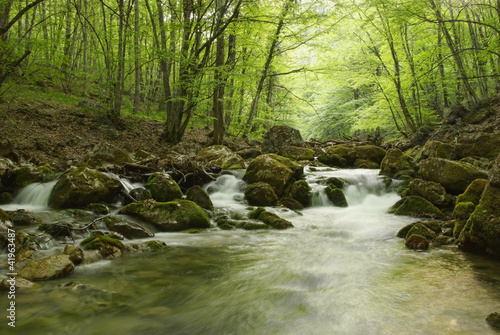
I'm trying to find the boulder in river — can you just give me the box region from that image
[146,172,183,202]
[458,153,500,257]
[289,180,311,207]
[244,182,278,206]
[18,254,75,281]
[379,149,416,178]
[120,199,211,232]
[405,234,430,250]
[0,276,41,290]
[419,158,488,194]
[103,215,154,239]
[186,185,214,210]
[455,179,487,206]
[80,234,126,259]
[248,207,294,230]
[318,144,356,168]
[325,184,348,207]
[404,178,450,208]
[486,312,500,329]
[388,196,444,219]
[243,154,303,197]
[49,166,122,209]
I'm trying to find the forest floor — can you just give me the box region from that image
[0,84,245,170]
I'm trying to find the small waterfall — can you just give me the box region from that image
[2,180,58,211]
[204,173,247,207]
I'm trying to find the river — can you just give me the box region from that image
[2,168,500,334]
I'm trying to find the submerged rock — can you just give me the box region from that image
[120,200,211,232]
[486,312,500,329]
[64,245,85,265]
[18,254,75,281]
[49,167,122,209]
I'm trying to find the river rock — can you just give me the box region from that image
[405,234,430,250]
[379,149,416,178]
[196,145,245,169]
[130,187,153,201]
[186,185,214,210]
[354,145,387,165]
[10,164,53,188]
[290,180,311,207]
[248,207,294,229]
[453,201,475,239]
[262,125,304,153]
[18,254,75,281]
[80,235,125,259]
[405,178,450,207]
[104,216,154,239]
[419,158,488,194]
[64,244,85,265]
[456,179,487,205]
[0,276,41,290]
[236,147,262,159]
[421,140,456,160]
[397,221,441,239]
[120,200,211,232]
[388,196,444,218]
[486,312,500,329]
[243,154,303,197]
[318,144,356,167]
[278,197,304,210]
[458,154,500,257]
[244,182,278,206]
[84,142,133,168]
[49,167,122,209]
[455,132,500,159]
[279,146,315,161]
[146,172,183,202]
[325,184,348,207]
[14,232,39,262]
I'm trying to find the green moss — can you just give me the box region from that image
[144,240,167,251]
[0,191,13,204]
[290,180,311,207]
[278,197,304,210]
[388,196,444,218]
[146,173,183,202]
[248,207,266,219]
[80,235,125,251]
[257,210,294,230]
[0,208,10,221]
[244,182,278,206]
[325,185,348,207]
[456,179,487,206]
[405,234,430,250]
[406,223,437,240]
[14,165,54,187]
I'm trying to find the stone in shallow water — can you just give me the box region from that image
[18,254,75,281]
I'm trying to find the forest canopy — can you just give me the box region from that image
[1,0,499,143]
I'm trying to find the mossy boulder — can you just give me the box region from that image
[0,277,41,290]
[354,145,387,164]
[244,182,278,206]
[486,312,500,329]
[186,185,214,210]
[278,197,304,210]
[388,196,444,218]
[455,178,487,206]
[455,132,500,159]
[243,154,302,197]
[421,140,456,160]
[120,200,210,232]
[63,245,84,265]
[406,223,437,241]
[397,220,441,239]
[196,145,245,169]
[248,207,294,230]
[146,172,183,202]
[404,178,450,207]
[49,167,122,209]
[103,215,154,239]
[318,145,356,167]
[80,235,125,259]
[379,149,416,178]
[290,180,311,207]
[84,142,133,167]
[325,185,348,207]
[11,165,53,188]
[405,234,430,250]
[236,148,262,159]
[279,146,315,161]
[419,158,488,194]
[458,154,500,257]
[262,125,304,153]
[325,177,345,189]
[354,159,380,169]
[453,201,476,239]
[130,187,153,201]
[18,254,75,281]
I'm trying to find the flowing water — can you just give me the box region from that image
[2,168,500,334]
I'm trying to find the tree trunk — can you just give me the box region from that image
[133,0,140,114]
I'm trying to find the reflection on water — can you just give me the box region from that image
[5,169,500,334]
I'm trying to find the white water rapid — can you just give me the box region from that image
[1,180,57,211]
